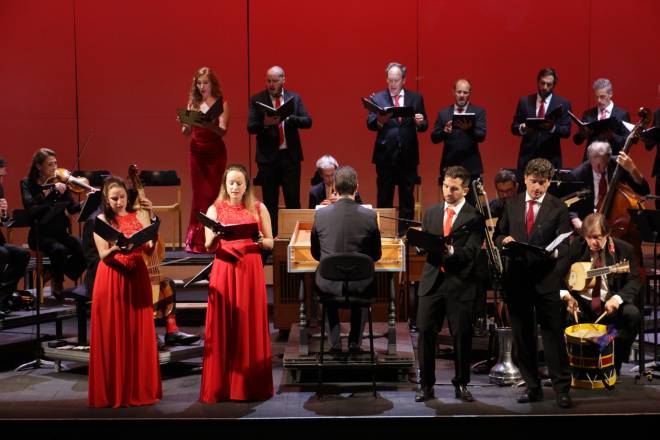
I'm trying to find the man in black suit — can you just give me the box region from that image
[308,154,362,208]
[311,166,381,352]
[568,141,649,231]
[511,67,572,172]
[562,213,641,375]
[415,166,484,402]
[494,158,573,408]
[643,106,660,209]
[573,78,631,160]
[488,168,519,220]
[367,62,427,235]
[431,79,487,183]
[0,158,30,318]
[248,66,312,237]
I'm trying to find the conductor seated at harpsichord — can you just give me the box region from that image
[310,166,381,353]
[562,213,641,376]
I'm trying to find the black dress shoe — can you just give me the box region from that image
[556,393,573,409]
[165,330,200,346]
[454,384,474,402]
[517,388,543,403]
[414,387,435,402]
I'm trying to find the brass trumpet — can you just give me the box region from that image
[46,168,98,193]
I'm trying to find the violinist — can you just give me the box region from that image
[20,148,86,299]
[568,141,649,231]
[0,158,30,318]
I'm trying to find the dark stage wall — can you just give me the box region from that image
[1,0,658,242]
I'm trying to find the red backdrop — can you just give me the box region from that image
[1,0,658,242]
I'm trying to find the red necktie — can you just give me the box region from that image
[526,200,536,237]
[596,173,608,210]
[393,94,402,123]
[275,96,284,146]
[538,100,545,118]
[456,106,464,113]
[599,108,607,120]
[443,207,455,237]
[591,253,603,314]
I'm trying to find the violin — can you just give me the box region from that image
[128,164,175,319]
[45,168,98,194]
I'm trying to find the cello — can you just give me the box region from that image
[128,164,175,319]
[597,107,651,263]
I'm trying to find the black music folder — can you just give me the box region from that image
[195,211,259,241]
[255,97,295,119]
[94,218,159,251]
[177,98,223,128]
[502,231,572,258]
[568,110,621,136]
[452,112,476,126]
[525,106,563,129]
[406,228,448,254]
[361,97,415,118]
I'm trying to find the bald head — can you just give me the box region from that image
[266,65,286,97]
[453,78,472,107]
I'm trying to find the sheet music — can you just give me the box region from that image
[545,231,572,252]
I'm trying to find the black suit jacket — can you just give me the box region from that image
[567,158,650,220]
[430,103,487,176]
[643,108,660,176]
[511,94,572,170]
[494,192,571,295]
[567,237,640,305]
[247,89,312,164]
[308,182,362,208]
[418,202,484,302]
[310,198,381,296]
[367,89,428,167]
[573,105,631,159]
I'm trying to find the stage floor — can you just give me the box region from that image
[0,319,659,433]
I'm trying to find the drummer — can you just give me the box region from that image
[561,213,641,375]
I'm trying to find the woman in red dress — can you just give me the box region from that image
[88,177,162,408]
[180,67,230,253]
[200,164,274,402]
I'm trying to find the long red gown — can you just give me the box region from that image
[185,102,227,253]
[88,212,162,408]
[200,201,274,402]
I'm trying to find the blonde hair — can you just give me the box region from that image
[217,164,257,216]
[187,67,223,110]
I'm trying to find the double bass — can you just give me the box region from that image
[128,164,175,319]
[597,107,651,263]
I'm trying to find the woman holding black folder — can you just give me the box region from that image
[21,148,85,299]
[88,176,161,408]
[200,164,274,403]
[179,66,230,253]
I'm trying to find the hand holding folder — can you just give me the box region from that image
[196,211,259,241]
[525,106,563,130]
[361,97,415,118]
[256,97,295,120]
[94,218,159,253]
[177,98,224,128]
[568,110,621,138]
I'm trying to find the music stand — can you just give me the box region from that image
[628,209,660,380]
[11,204,67,371]
[183,262,213,288]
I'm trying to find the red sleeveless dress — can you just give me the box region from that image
[88,212,162,408]
[200,201,274,402]
[185,101,227,253]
